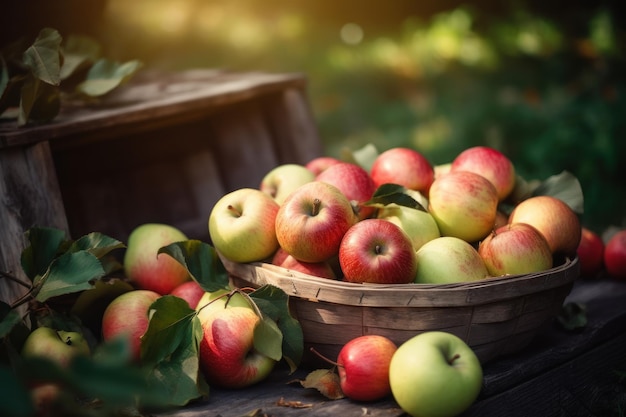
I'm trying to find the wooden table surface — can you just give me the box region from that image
[160,278,626,417]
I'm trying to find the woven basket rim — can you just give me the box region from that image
[222,255,580,308]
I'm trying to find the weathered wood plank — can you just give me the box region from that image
[0,142,69,305]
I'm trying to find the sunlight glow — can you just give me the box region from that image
[340,23,364,45]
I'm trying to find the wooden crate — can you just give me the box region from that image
[0,69,323,305]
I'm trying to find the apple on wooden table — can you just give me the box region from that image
[336,335,398,402]
[389,331,483,417]
[576,227,605,278]
[604,229,626,279]
[124,223,190,295]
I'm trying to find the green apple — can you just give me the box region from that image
[415,237,489,284]
[195,288,252,323]
[208,188,280,263]
[124,223,190,294]
[377,203,440,251]
[22,326,90,367]
[389,331,483,417]
[260,163,315,205]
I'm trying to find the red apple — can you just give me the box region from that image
[370,147,434,194]
[428,170,499,243]
[124,223,190,295]
[337,335,398,402]
[275,181,357,263]
[170,280,205,308]
[305,156,342,176]
[450,146,516,201]
[316,162,377,220]
[339,218,417,284]
[508,195,581,256]
[576,227,605,278]
[271,247,336,279]
[101,289,161,361]
[604,230,626,279]
[198,306,276,389]
[478,223,553,277]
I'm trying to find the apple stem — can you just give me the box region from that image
[227,204,242,217]
[374,245,383,255]
[311,199,322,216]
[448,353,461,365]
[310,347,342,368]
[0,271,32,289]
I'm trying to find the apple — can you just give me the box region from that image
[101,289,161,361]
[339,219,417,284]
[305,156,342,176]
[124,223,190,295]
[433,162,452,179]
[271,247,336,279]
[428,170,499,243]
[508,195,581,256]
[275,181,357,263]
[376,203,440,251]
[576,227,605,278]
[415,237,489,284]
[336,335,398,402]
[478,223,553,277]
[370,147,435,194]
[389,331,483,417]
[198,306,276,389]
[21,326,90,367]
[604,230,626,279]
[316,162,377,220]
[260,163,315,205]
[208,188,280,263]
[450,146,516,201]
[170,280,205,308]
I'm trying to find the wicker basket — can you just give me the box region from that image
[223,255,580,365]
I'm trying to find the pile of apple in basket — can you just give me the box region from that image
[209,145,583,285]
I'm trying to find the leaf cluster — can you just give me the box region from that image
[0,228,303,417]
[0,27,142,126]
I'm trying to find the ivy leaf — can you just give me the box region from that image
[20,227,68,281]
[158,240,229,292]
[17,74,60,125]
[60,34,101,80]
[22,27,62,86]
[76,58,142,97]
[33,251,105,302]
[141,296,209,406]
[532,170,584,214]
[250,285,303,371]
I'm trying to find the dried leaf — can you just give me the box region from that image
[276,397,313,408]
[298,369,344,400]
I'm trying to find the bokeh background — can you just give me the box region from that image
[2,0,625,234]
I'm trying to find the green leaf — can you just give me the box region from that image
[253,317,283,362]
[20,227,68,281]
[0,365,35,417]
[250,285,303,371]
[557,302,588,331]
[0,301,22,339]
[158,240,229,292]
[34,251,105,302]
[76,58,142,97]
[66,232,125,259]
[365,183,426,210]
[60,34,101,80]
[17,74,60,125]
[0,55,8,99]
[532,170,585,214]
[22,27,62,86]
[141,296,209,406]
